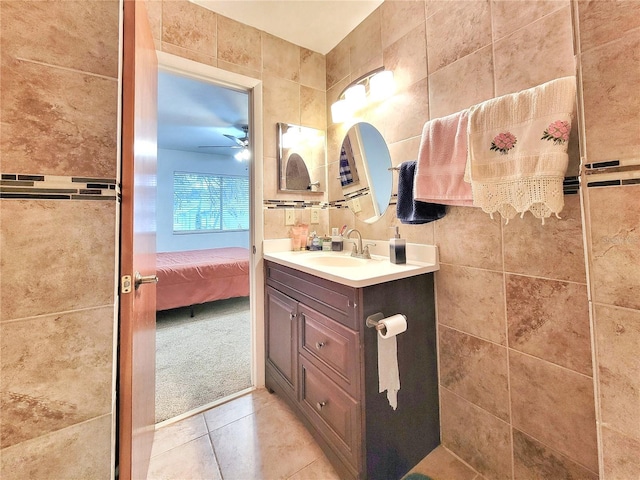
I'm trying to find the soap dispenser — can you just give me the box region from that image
[389,226,406,264]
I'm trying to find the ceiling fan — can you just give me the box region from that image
[198,125,249,149]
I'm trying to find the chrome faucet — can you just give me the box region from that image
[345,228,375,259]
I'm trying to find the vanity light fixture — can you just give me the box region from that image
[331,67,395,123]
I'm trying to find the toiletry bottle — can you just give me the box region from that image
[322,233,332,251]
[331,227,343,251]
[311,232,321,251]
[389,226,406,264]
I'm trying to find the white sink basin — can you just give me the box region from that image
[304,254,369,268]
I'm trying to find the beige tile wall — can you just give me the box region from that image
[1,0,637,478]
[0,1,120,478]
[148,0,329,239]
[577,0,640,477]
[326,1,600,478]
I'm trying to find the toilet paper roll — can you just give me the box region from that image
[377,314,407,410]
[378,314,407,339]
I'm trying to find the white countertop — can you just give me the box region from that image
[263,239,439,288]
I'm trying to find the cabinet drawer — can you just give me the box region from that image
[299,304,360,397]
[299,356,361,471]
[266,262,359,330]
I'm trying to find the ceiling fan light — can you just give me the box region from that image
[235,148,250,161]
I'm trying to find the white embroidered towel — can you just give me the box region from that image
[465,76,577,223]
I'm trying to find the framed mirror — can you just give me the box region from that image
[277,123,325,192]
[339,122,393,223]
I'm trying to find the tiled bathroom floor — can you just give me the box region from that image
[147,388,480,480]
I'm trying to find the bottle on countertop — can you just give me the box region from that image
[331,227,343,251]
[322,233,332,251]
[389,226,406,264]
[311,232,321,251]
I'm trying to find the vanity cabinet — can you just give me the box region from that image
[265,287,298,400]
[265,261,440,480]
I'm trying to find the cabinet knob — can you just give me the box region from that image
[315,341,326,350]
[289,312,297,320]
[316,401,327,411]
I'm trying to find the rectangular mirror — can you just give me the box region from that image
[277,123,325,193]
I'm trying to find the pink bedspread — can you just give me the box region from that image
[156,247,250,311]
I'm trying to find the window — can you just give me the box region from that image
[173,172,249,233]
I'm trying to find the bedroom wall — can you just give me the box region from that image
[156,148,250,252]
[145,0,330,241]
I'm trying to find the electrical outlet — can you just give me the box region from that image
[310,208,320,224]
[352,197,362,213]
[285,209,295,225]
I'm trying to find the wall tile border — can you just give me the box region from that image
[0,174,117,201]
[584,158,640,187]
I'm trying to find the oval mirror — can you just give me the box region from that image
[339,122,392,223]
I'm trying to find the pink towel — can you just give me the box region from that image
[414,110,474,206]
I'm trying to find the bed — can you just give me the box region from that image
[156,247,250,312]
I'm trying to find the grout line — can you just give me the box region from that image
[438,260,589,287]
[0,303,117,324]
[438,322,595,380]
[494,158,516,479]
[578,23,640,56]
[437,444,483,478]
[512,426,600,476]
[578,168,605,478]
[15,57,118,81]
[206,429,225,480]
[0,413,113,452]
[440,385,512,428]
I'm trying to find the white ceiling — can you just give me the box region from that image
[191,0,383,55]
[158,71,249,153]
[159,1,383,155]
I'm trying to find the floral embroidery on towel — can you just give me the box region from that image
[541,120,570,145]
[490,132,517,155]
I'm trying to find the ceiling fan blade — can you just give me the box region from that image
[197,144,243,148]
[223,134,246,147]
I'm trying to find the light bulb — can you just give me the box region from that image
[331,99,350,123]
[370,70,395,101]
[345,84,366,110]
[235,148,250,161]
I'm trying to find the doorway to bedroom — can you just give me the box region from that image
[154,66,253,424]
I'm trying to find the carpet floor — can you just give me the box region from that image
[155,296,252,423]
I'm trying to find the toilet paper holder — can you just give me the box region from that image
[366,312,389,334]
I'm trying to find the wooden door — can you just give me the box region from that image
[119,0,158,478]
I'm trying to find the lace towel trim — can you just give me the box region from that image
[471,176,564,224]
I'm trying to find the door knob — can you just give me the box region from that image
[134,272,158,289]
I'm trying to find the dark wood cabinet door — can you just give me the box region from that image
[265,286,298,393]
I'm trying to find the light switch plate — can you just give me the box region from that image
[285,209,295,225]
[310,208,320,224]
[352,198,362,213]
